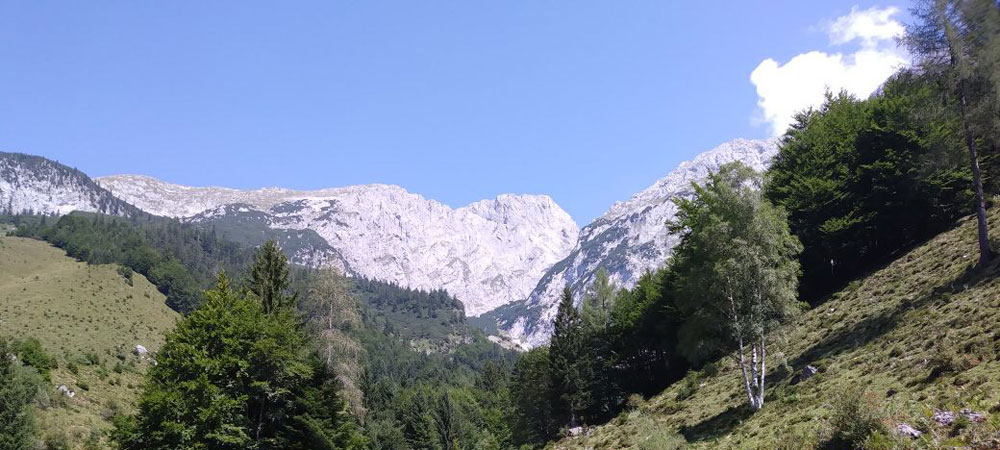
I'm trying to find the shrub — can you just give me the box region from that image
[626,394,645,411]
[675,371,700,401]
[44,432,71,450]
[631,415,687,450]
[928,336,977,379]
[823,387,887,449]
[12,337,56,379]
[117,265,134,286]
[83,352,101,366]
[773,426,819,450]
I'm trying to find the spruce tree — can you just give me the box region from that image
[580,269,618,422]
[0,339,39,450]
[510,347,554,447]
[247,240,297,314]
[115,271,365,450]
[548,287,587,428]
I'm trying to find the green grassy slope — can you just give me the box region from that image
[554,209,1000,449]
[0,236,179,448]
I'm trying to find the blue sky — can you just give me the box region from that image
[0,1,911,224]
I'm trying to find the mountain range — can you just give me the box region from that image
[0,138,777,347]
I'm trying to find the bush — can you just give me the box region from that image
[83,352,101,366]
[928,336,977,379]
[631,415,687,450]
[11,338,56,380]
[823,387,887,449]
[625,394,645,411]
[44,431,71,450]
[773,425,819,450]
[675,371,700,401]
[117,265,134,286]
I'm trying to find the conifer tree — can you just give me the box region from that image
[511,347,554,447]
[548,287,588,427]
[115,271,365,450]
[905,0,1000,268]
[247,240,297,313]
[0,338,39,450]
[579,269,618,422]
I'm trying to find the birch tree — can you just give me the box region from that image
[669,162,802,410]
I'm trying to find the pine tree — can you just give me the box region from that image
[548,287,587,427]
[579,269,618,422]
[402,389,443,450]
[511,347,554,447]
[247,240,297,313]
[280,354,368,450]
[114,271,365,450]
[0,338,40,450]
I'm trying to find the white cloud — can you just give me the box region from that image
[750,6,909,136]
[828,6,905,47]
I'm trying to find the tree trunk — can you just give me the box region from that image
[959,83,993,267]
[756,337,767,409]
[735,336,762,410]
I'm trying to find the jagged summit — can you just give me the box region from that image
[488,138,780,348]
[97,175,580,316]
[3,138,777,343]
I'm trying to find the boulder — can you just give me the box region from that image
[790,365,819,385]
[894,423,922,439]
[960,408,986,423]
[55,384,75,398]
[133,344,149,357]
[567,426,584,437]
[933,410,955,426]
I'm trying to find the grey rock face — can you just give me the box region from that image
[486,138,779,348]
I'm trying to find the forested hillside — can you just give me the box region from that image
[1,1,999,449]
[1,207,520,449]
[504,3,1000,449]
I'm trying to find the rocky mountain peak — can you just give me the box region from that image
[96,175,580,316]
[485,138,779,348]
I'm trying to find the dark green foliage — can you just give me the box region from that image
[8,337,56,381]
[352,277,467,348]
[281,354,368,450]
[115,269,365,450]
[548,287,588,428]
[510,347,555,447]
[766,80,970,302]
[0,338,41,450]
[344,278,516,450]
[247,240,297,314]
[905,0,1000,268]
[609,269,688,397]
[670,162,801,409]
[509,269,691,448]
